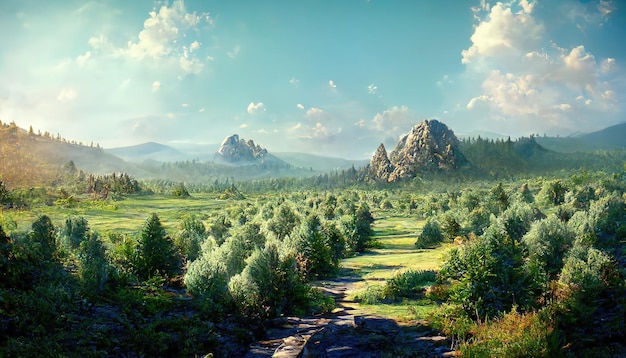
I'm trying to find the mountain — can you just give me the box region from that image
[214,134,287,166]
[535,122,626,153]
[107,142,188,162]
[371,119,466,182]
[273,152,368,172]
[579,122,626,149]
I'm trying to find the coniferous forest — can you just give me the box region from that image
[2,120,626,357]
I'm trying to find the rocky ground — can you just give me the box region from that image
[245,272,456,358]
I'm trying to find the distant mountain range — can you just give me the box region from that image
[106,136,366,172]
[106,142,189,163]
[536,122,626,153]
[2,119,626,188]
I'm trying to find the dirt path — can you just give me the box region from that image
[245,269,454,358]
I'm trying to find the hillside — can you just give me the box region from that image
[536,122,626,153]
[106,142,188,163]
[0,122,141,188]
[274,152,368,172]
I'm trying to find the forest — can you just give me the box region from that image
[1,121,626,356]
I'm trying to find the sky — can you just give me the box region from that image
[0,0,624,159]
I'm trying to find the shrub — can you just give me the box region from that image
[77,232,110,297]
[384,269,437,301]
[460,308,558,358]
[416,220,443,248]
[185,255,229,304]
[353,285,385,305]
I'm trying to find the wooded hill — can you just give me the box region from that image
[3,119,626,190]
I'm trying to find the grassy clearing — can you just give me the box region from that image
[342,213,451,321]
[2,193,234,236]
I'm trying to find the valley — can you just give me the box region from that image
[2,119,626,356]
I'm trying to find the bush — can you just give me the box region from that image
[460,308,558,358]
[416,220,443,248]
[77,232,110,297]
[384,269,437,301]
[353,285,385,305]
[185,255,229,301]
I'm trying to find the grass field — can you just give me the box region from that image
[341,212,451,321]
[1,193,235,236]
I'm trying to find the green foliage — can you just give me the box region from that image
[384,269,437,301]
[184,254,229,304]
[487,182,510,214]
[460,308,559,358]
[171,182,190,197]
[208,213,232,244]
[174,214,206,262]
[289,214,336,279]
[0,180,11,206]
[440,214,461,241]
[240,242,310,318]
[537,179,567,206]
[416,220,443,248]
[439,222,534,318]
[136,213,181,280]
[523,214,574,280]
[60,216,89,250]
[77,231,110,297]
[266,202,300,240]
[30,215,57,262]
[340,202,375,253]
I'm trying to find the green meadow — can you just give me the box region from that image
[341,214,450,321]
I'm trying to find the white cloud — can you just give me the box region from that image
[601,58,616,73]
[179,56,203,74]
[371,105,417,135]
[368,84,377,94]
[305,107,333,123]
[240,123,248,128]
[247,102,264,114]
[57,88,78,102]
[518,0,535,14]
[289,77,300,88]
[189,41,200,52]
[598,0,615,20]
[88,34,108,50]
[462,1,621,134]
[553,103,572,111]
[329,80,336,88]
[125,1,211,60]
[296,103,304,110]
[182,103,189,108]
[152,81,161,92]
[462,2,543,67]
[76,51,91,66]
[310,122,332,139]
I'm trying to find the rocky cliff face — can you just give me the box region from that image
[370,119,465,182]
[215,134,269,163]
[370,143,394,182]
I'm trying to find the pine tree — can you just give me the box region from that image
[137,213,180,280]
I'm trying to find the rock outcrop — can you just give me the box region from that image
[370,144,394,182]
[215,134,269,163]
[371,119,465,182]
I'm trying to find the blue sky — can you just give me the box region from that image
[0,0,624,158]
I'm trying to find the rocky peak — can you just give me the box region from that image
[370,143,394,182]
[216,134,269,163]
[373,119,465,182]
